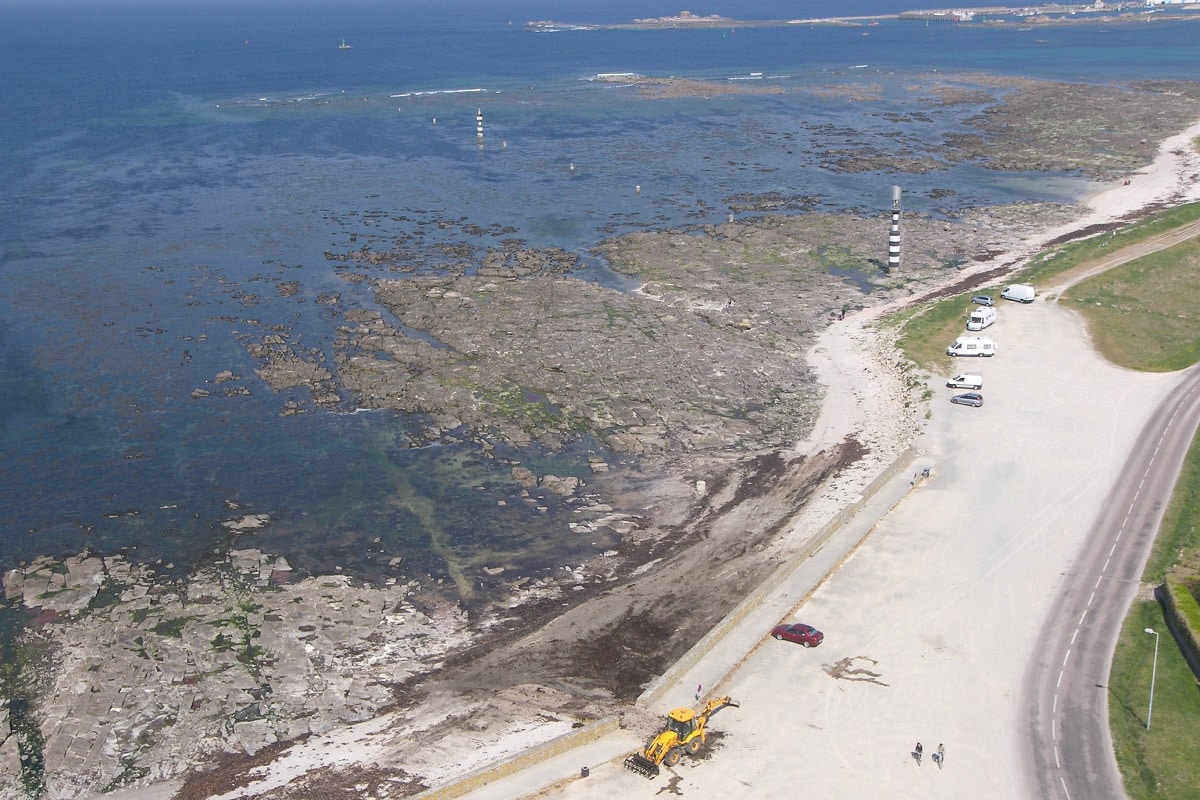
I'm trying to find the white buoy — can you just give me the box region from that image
[432,117,437,125]
[569,162,575,173]
[502,140,507,149]
[635,184,641,196]
[476,108,484,139]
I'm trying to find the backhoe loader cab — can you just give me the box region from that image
[666,708,697,739]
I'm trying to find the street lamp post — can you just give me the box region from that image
[1144,627,1159,730]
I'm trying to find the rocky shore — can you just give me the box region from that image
[2,77,1200,799]
[2,552,463,794]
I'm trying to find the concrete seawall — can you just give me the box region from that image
[411,717,623,800]
[637,445,918,708]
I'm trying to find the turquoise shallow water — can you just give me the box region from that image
[1,0,1198,587]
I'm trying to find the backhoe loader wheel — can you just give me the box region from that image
[664,746,683,767]
[686,737,703,755]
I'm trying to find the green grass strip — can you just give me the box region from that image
[1109,601,1200,800]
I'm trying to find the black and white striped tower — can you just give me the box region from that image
[887,185,902,272]
[476,108,484,139]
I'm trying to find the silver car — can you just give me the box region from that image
[950,392,984,407]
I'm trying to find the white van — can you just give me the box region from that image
[1000,284,1035,303]
[967,306,996,331]
[946,336,996,357]
[947,373,983,389]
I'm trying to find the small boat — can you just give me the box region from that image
[339,39,352,49]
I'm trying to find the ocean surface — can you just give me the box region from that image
[1,0,1198,590]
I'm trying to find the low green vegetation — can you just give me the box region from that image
[1061,237,1200,371]
[476,378,567,433]
[812,243,861,271]
[1144,426,1200,585]
[151,616,189,638]
[893,294,978,378]
[0,616,50,796]
[1109,601,1200,800]
[1110,418,1200,800]
[1022,202,1200,286]
[1113,429,1200,800]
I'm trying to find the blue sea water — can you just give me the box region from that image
[1,1,1198,588]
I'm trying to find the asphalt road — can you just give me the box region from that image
[1025,362,1200,800]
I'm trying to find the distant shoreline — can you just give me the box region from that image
[526,4,1200,31]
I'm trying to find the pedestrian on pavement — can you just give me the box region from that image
[935,743,944,767]
[914,742,923,765]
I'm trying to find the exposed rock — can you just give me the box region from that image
[510,466,538,489]
[541,475,580,497]
[2,551,469,797]
[221,513,271,532]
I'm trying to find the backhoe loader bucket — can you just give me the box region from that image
[623,753,660,779]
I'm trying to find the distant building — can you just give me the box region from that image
[898,9,976,22]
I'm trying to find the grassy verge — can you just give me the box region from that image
[1021,201,1200,287]
[1143,424,1200,585]
[893,297,976,379]
[1109,600,1200,800]
[1108,419,1200,799]
[1060,236,1200,371]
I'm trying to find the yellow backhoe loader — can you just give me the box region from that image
[623,695,738,778]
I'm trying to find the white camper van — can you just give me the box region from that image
[946,336,996,357]
[967,306,996,331]
[1000,284,1035,303]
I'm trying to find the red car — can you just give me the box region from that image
[771,622,823,647]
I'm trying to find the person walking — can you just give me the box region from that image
[914,742,923,765]
[934,743,945,767]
